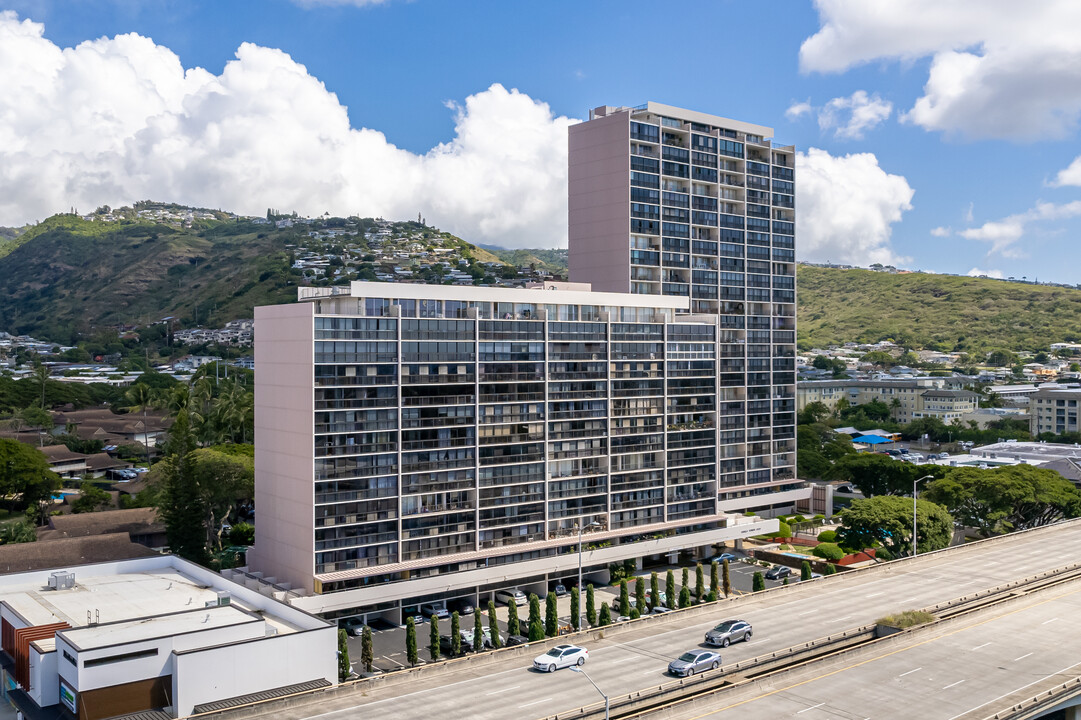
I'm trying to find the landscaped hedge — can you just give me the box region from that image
[817,530,837,543]
[812,542,844,561]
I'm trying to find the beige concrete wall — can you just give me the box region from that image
[250,303,316,593]
[568,111,631,292]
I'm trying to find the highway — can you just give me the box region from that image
[238,520,1081,720]
[646,575,1081,720]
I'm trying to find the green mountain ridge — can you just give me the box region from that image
[1,210,1077,355]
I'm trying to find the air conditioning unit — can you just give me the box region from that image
[216,591,231,606]
[49,571,75,590]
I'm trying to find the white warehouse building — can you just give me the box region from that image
[0,553,336,720]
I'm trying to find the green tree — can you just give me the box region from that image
[337,629,351,681]
[0,438,61,525]
[801,560,812,581]
[813,543,845,561]
[798,401,831,425]
[585,584,596,626]
[679,584,691,608]
[680,567,690,601]
[487,601,500,648]
[361,625,374,674]
[450,611,461,656]
[405,617,418,666]
[507,598,520,637]
[924,465,1081,536]
[570,587,580,630]
[838,495,953,558]
[71,481,111,514]
[31,364,51,409]
[0,520,37,545]
[666,570,676,607]
[635,576,646,614]
[619,579,630,617]
[812,355,833,370]
[429,615,440,662]
[228,521,255,546]
[828,453,934,497]
[650,572,660,611]
[752,572,765,592]
[124,382,159,470]
[528,594,544,641]
[473,609,484,653]
[823,563,837,575]
[722,560,731,598]
[695,563,704,604]
[545,591,558,637]
[710,562,720,600]
[597,603,611,627]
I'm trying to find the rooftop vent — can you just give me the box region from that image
[48,571,75,591]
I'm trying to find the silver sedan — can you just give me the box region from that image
[667,649,722,677]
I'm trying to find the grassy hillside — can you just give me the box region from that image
[797,265,1081,353]
[0,215,302,343]
[479,246,568,275]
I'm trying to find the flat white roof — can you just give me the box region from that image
[645,101,775,139]
[60,604,256,650]
[339,280,691,310]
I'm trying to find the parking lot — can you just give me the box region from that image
[347,553,806,673]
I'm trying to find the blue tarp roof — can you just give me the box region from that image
[853,434,891,444]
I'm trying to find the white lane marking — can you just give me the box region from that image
[941,664,1081,720]
[518,697,552,709]
[828,615,853,623]
[899,667,921,677]
[1042,617,1059,625]
[796,702,825,714]
[612,657,635,664]
[798,610,816,616]
[1014,652,1034,661]
[486,685,520,696]
[943,680,965,690]
[971,642,992,650]
[865,592,884,598]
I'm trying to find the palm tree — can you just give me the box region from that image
[124,383,159,469]
[31,365,50,409]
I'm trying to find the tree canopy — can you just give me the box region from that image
[924,465,1081,537]
[0,438,61,522]
[838,495,953,558]
[827,452,943,497]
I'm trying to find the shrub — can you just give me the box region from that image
[488,601,501,648]
[817,530,838,543]
[650,572,660,611]
[629,607,640,620]
[801,560,812,581]
[429,616,440,661]
[813,543,845,561]
[229,522,255,546]
[598,603,611,627]
[752,572,765,592]
[666,570,676,607]
[823,563,837,575]
[570,587,580,631]
[635,576,646,613]
[507,597,520,637]
[451,612,461,656]
[361,625,374,673]
[877,610,936,629]
[678,585,691,608]
[813,514,825,520]
[775,520,792,539]
[586,584,596,626]
[790,515,806,523]
[405,617,418,666]
[619,579,630,617]
[545,592,558,637]
[338,629,351,681]
[876,547,894,561]
[474,610,484,653]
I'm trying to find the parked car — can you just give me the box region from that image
[909,453,925,462]
[481,627,505,648]
[765,565,792,580]
[439,631,475,655]
[887,449,902,457]
[406,614,426,626]
[420,603,450,620]
[704,619,752,647]
[707,552,738,564]
[651,606,673,615]
[611,595,640,611]
[533,644,588,672]
[505,634,529,647]
[939,451,951,458]
[899,448,910,455]
[449,597,475,615]
[338,617,364,637]
[553,583,570,597]
[667,649,722,677]
[645,590,668,607]
[495,589,527,606]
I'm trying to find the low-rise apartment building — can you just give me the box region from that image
[797,377,974,423]
[1030,385,1081,436]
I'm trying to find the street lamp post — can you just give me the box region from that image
[912,474,935,557]
[577,521,600,629]
[571,666,609,720]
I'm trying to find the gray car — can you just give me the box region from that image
[667,649,722,677]
[704,619,752,647]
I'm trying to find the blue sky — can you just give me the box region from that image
[3,0,1081,283]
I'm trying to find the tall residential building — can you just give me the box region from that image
[1030,385,1081,436]
[569,102,798,512]
[249,282,778,621]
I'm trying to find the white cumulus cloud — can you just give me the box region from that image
[1051,155,1081,187]
[967,268,1003,279]
[0,12,578,248]
[799,0,1081,140]
[795,148,914,266]
[785,100,813,120]
[959,200,1081,257]
[930,226,951,237]
[817,91,892,140]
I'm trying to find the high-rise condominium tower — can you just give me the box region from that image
[568,102,799,512]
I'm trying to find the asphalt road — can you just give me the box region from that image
[266,521,1081,720]
[658,576,1081,720]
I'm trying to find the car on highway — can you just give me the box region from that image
[495,589,527,606]
[667,649,722,677]
[765,565,792,580]
[704,619,752,647]
[533,644,588,672]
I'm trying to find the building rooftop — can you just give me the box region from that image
[36,507,164,542]
[972,441,1081,462]
[0,534,158,575]
[61,604,258,651]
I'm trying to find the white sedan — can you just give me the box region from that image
[533,644,588,672]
